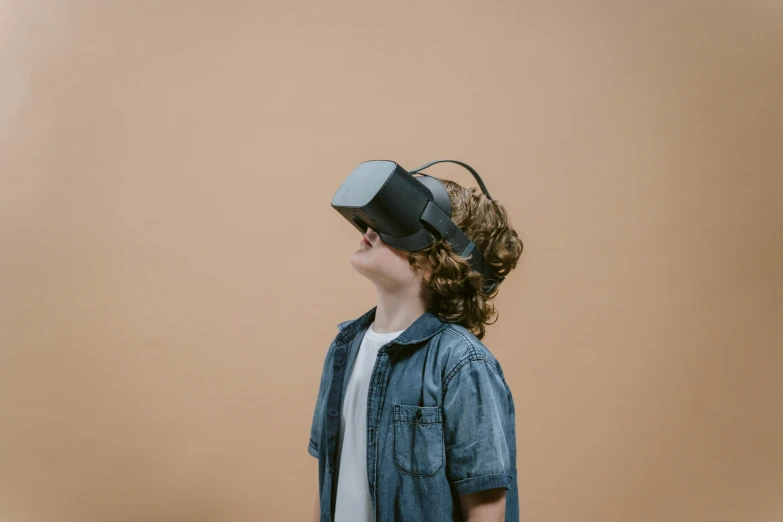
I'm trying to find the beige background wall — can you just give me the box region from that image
[1,1,781,521]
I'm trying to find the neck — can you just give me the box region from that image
[373,285,432,334]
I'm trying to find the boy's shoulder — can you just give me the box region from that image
[436,323,506,380]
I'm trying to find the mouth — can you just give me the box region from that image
[360,237,372,248]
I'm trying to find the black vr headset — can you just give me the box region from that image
[331,160,503,293]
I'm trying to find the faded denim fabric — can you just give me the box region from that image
[308,307,519,522]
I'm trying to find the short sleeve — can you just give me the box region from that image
[308,341,334,459]
[443,357,514,496]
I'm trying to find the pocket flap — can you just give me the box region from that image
[394,404,442,424]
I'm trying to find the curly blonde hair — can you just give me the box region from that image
[408,178,523,340]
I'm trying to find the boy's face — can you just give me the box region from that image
[350,227,430,292]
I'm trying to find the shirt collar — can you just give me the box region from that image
[336,306,447,348]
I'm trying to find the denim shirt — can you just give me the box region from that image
[308,306,519,521]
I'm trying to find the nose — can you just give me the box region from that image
[363,228,379,246]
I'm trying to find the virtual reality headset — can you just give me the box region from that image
[331,159,504,293]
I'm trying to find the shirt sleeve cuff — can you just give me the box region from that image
[308,439,319,458]
[452,473,513,496]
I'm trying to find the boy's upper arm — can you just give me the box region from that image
[459,488,507,520]
[442,356,514,497]
[308,340,335,459]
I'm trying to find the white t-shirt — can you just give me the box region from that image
[334,321,404,522]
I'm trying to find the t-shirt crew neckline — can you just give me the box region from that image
[364,321,404,342]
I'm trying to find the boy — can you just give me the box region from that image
[309,168,524,522]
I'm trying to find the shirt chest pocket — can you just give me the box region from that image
[393,404,444,476]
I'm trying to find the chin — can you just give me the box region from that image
[349,253,372,274]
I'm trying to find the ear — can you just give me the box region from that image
[420,264,433,284]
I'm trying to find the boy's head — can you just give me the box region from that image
[350,177,523,340]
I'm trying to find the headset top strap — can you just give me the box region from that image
[409,160,494,201]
